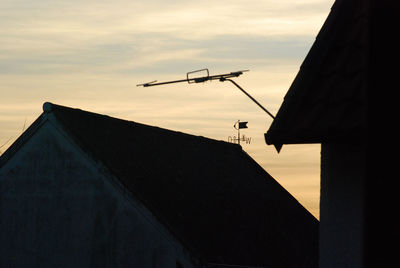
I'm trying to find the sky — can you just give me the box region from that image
[0,0,335,219]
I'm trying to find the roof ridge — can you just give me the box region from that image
[43,101,241,151]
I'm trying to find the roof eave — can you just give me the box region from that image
[265,126,367,151]
[0,113,47,168]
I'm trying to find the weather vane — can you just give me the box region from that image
[137,68,275,119]
[228,120,251,145]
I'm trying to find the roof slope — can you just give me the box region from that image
[265,0,370,148]
[41,102,318,268]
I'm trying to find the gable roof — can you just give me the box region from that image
[265,0,371,149]
[1,102,318,268]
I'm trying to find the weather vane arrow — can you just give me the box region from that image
[234,121,248,129]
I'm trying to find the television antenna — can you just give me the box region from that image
[137,69,275,119]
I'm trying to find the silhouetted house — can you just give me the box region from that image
[265,0,397,267]
[0,102,318,268]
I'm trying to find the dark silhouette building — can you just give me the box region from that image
[265,0,398,267]
[0,102,318,268]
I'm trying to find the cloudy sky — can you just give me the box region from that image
[0,0,335,218]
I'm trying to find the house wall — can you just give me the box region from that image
[320,142,367,268]
[0,119,199,268]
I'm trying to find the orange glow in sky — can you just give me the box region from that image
[0,0,335,219]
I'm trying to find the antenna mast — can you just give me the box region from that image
[137,69,275,119]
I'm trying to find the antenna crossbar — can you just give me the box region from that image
[136,68,275,119]
[137,69,248,87]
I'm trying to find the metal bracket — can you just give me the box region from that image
[186,69,209,84]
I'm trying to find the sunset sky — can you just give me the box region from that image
[0,0,335,218]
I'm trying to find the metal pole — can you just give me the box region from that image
[238,120,240,145]
[220,78,275,120]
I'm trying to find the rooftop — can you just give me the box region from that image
[265,0,370,150]
[1,102,319,268]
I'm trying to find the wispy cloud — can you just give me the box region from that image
[0,0,331,75]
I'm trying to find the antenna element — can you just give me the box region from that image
[137,69,275,119]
